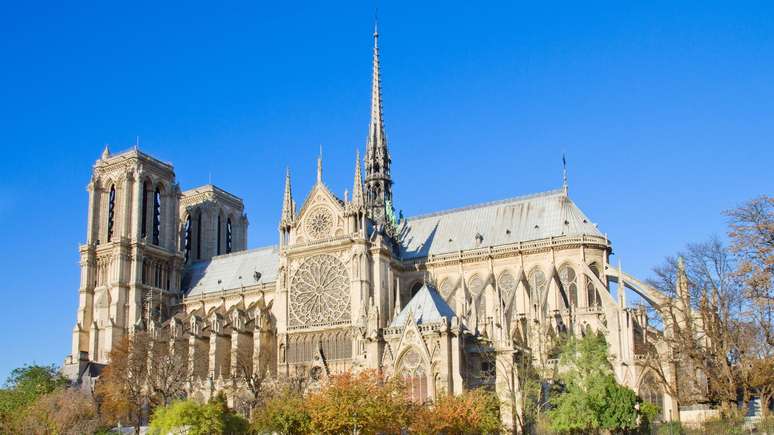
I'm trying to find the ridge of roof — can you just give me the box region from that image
[405,188,566,222]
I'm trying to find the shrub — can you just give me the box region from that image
[655,420,685,435]
[148,395,249,435]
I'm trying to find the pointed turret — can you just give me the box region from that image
[364,20,393,225]
[352,149,365,209]
[101,144,110,160]
[280,168,294,229]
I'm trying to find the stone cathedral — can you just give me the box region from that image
[64,27,684,429]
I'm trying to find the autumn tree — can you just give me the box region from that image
[17,387,100,435]
[305,370,415,434]
[95,333,151,431]
[411,389,502,435]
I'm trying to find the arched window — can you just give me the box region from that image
[196,211,202,260]
[107,184,116,242]
[398,348,428,403]
[527,268,547,302]
[152,187,161,245]
[217,214,222,255]
[639,372,664,418]
[587,277,601,307]
[439,279,453,299]
[226,218,233,253]
[469,275,486,320]
[498,271,517,303]
[410,281,423,298]
[559,265,578,308]
[183,215,192,263]
[141,181,150,239]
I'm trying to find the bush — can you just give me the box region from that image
[655,420,685,435]
[251,386,311,435]
[148,395,249,435]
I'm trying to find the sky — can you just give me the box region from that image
[1,1,773,382]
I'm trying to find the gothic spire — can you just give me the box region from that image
[352,149,365,209]
[364,20,393,225]
[280,168,294,228]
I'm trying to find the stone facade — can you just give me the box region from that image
[64,26,685,430]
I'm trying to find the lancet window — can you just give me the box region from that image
[559,265,578,308]
[152,187,161,245]
[107,184,116,242]
[226,217,233,253]
[398,348,429,403]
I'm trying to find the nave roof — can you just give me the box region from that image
[182,245,279,296]
[397,188,603,260]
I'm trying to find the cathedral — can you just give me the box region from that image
[64,26,683,429]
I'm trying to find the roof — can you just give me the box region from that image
[182,245,279,296]
[390,283,457,327]
[397,189,602,259]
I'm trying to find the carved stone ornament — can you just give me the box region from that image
[289,254,350,328]
[304,206,333,240]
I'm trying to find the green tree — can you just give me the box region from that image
[251,384,311,435]
[148,393,249,435]
[0,364,68,432]
[548,333,647,434]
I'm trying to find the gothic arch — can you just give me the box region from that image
[637,370,665,417]
[396,346,430,403]
[557,262,578,308]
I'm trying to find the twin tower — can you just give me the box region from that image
[65,24,396,374]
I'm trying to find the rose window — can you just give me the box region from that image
[289,254,350,327]
[304,207,333,240]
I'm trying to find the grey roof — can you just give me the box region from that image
[397,189,602,260]
[182,245,279,296]
[390,284,457,327]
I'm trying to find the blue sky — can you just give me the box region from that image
[1,1,773,381]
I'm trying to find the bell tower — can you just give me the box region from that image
[66,146,183,375]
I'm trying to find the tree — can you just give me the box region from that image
[17,387,100,435]
[305,370,415,434]
[548,333,648,434]
[148,393,249,435]
[0,364,68,432]
[95,333,151,431]
[147,335,189,408]
[645,239,748,413]
[727,195,774,416]
[410,389,502,435]
[251,382,311,435]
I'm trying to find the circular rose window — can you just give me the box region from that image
[289,254,350,327]
[304,207,333,240]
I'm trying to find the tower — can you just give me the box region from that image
[179,184,248,264]
[66,147,183,375]
[364,22,393,226]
